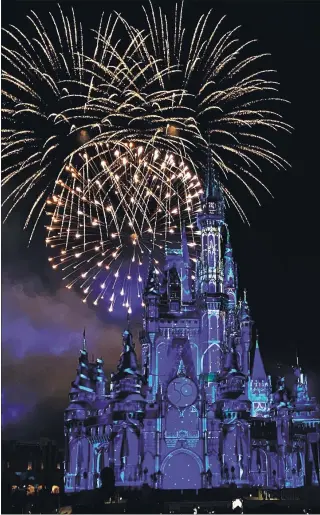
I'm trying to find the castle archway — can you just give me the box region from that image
[161,449,203,490]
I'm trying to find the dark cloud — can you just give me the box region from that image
[1,271,124,444]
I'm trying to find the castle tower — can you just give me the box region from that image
[196,146,228,375]
[64,331,96,492]
[109,329,147,486]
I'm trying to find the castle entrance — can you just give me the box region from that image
[161,450,202,490]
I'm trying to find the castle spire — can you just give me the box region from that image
[252,331,267,380]
[205,129,223,203]
[114,329,141,379]
[240,290,250,321]
[206,129,214,199]
[224,227,236,294]
[111,328,144,397]
[82,327,87,352]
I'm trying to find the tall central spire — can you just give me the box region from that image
[205,129,223,203]
[82,327,87,352]
[206,129,214,198]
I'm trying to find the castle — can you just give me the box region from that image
[64,161,320,492]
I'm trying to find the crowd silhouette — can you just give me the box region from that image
[2,468,319,514]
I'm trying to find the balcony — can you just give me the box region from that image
[219,376,245,398]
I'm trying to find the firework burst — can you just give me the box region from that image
[2,2,291,313]
[46,143,201,311]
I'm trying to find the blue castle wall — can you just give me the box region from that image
[64,166,320,492]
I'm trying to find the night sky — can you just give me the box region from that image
[2,0,320,446]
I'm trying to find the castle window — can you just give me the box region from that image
[7,462,10,469]
[41,462,44,470]
[57,463,61,470]
[28,462,32,471]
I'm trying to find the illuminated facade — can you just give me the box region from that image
[64,163,320,492]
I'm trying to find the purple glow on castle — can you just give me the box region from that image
[64,162,320,492]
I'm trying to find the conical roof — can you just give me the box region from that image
[252,337,267,380]
[112,329,143,381]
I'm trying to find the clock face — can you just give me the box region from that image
[167,377,198,408]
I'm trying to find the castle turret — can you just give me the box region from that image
[109,328,147,486]
[291,355,320,419]
[64,332,96,492]
[66,330,96,413]
[111,329,145,398]
[249,333,270,418]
